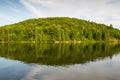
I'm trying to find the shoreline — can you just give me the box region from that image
[0,40,119,44]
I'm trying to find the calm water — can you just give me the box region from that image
[0,43,120,80]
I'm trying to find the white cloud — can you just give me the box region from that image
[0,14,16,26]
[19,0,120,28]
[21,57,120,80]
[6,0,20,13]
[20,0,43,17]
[21,65,44,80]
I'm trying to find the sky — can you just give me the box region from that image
[0,0,120,29]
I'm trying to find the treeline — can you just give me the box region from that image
[0,17,120,42]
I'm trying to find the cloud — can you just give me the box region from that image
[21,57,120,80]
[6,0,20,13]
[0,14,15,26]
[107,0,120,4]
[20,0,43,17]
[21,65,44,80]
[19,0,120,28]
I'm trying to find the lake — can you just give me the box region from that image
[0,42,120,80]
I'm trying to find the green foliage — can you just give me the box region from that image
[0,17,120,42]
[0,43,120,65]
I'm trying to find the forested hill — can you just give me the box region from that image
[0,17,120,42]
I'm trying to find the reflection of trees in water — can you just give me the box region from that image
[0,43,120,66]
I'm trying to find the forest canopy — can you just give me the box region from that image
[0,17,120,42]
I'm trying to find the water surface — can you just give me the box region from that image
[0,43,120,80]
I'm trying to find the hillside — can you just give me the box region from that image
[0,17,120,42]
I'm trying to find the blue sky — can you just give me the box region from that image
[0,0,120,29]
